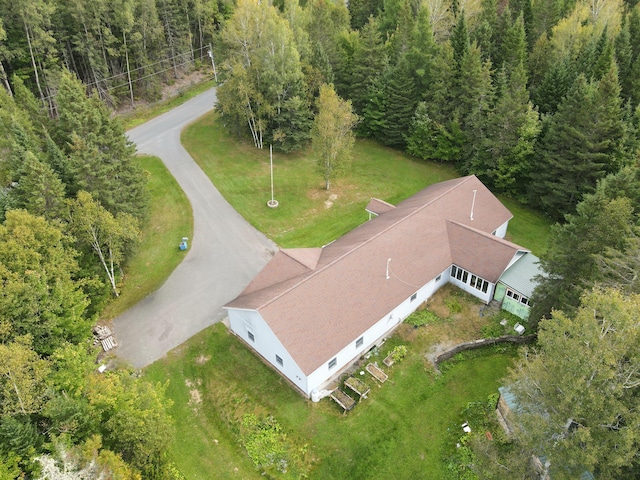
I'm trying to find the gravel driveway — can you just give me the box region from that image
[112,88,276,368]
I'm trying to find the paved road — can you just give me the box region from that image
[112,88,276,368]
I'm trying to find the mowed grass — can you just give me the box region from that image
[182,111,550,251]
[183,112,457,247]
[145,323,518,479]
[100,155,193,320]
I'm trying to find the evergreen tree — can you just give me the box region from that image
[530,194,634,323]
[408,42,462,162]
[615,14,634,103]
[405,4,437,95]
[499,12,527,71]
[347,16,387,116]
[54,71,148,220]
[270,95,313,152]
[471,0,500,62]
[489,5,514,69]
[385,0,415,59]
[349,0,382,30]
[304,0,351,96]
[592,33,615,80]
[378,58,417,148]
[507,288,640,478]
[510,0,533,48]
[479,62,540,197]
[455,42,494,172]
[529,69,627,219]
[359,73,388,139]
[0,414,43,477]
[451,11,469,70]
[14,152,67,221]
[406,101,462,161]
[532,55,574,114]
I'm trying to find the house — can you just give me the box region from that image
[224,175,539,398]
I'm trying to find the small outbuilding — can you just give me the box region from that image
[493,252,543,320]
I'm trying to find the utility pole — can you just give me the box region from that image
[208,43,218,82]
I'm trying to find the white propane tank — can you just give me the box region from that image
[311,389,320,402]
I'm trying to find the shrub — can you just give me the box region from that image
[241,414,288,473]
[390,345,408,363]
[405,309,441,326]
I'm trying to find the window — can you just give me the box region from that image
[328,357,337,369]
[451,265,458,277]
[276,355,283,366]
[247,331,255,342]
[520,296,530,306]
[411,293,417,302]
[506,289,520,302]
[435,274,441,282]
[356,336,364,348]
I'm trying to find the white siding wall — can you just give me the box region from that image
[226,308,308,394]
[449,266,495,303]
[494,220,509,239]
[307,269,450,395]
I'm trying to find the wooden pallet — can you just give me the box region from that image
[366,363,388,383]
[101,336,118,351]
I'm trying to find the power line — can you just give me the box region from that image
[84,44,209,88]
[40,45,210,103]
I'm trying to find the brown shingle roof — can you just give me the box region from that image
[366,197,396,215]
[447,221,527,282]
[225,176,518,374]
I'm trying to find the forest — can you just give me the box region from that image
[1,0,640,478]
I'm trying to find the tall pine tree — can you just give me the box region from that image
[530,67,627,219]
[54,71,148,220]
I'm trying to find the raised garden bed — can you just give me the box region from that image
[345,376,371,400]
[366,363,388,383]
[330,388,356,413]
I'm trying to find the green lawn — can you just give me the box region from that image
[100,155,193,320]
[145,324,518,479]
[182,111,550,252]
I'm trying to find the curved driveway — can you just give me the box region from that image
[113,88,276,368]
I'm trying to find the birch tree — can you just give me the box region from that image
[68,191,140,297]
[217,0,309,150]
[311,84,358,190]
